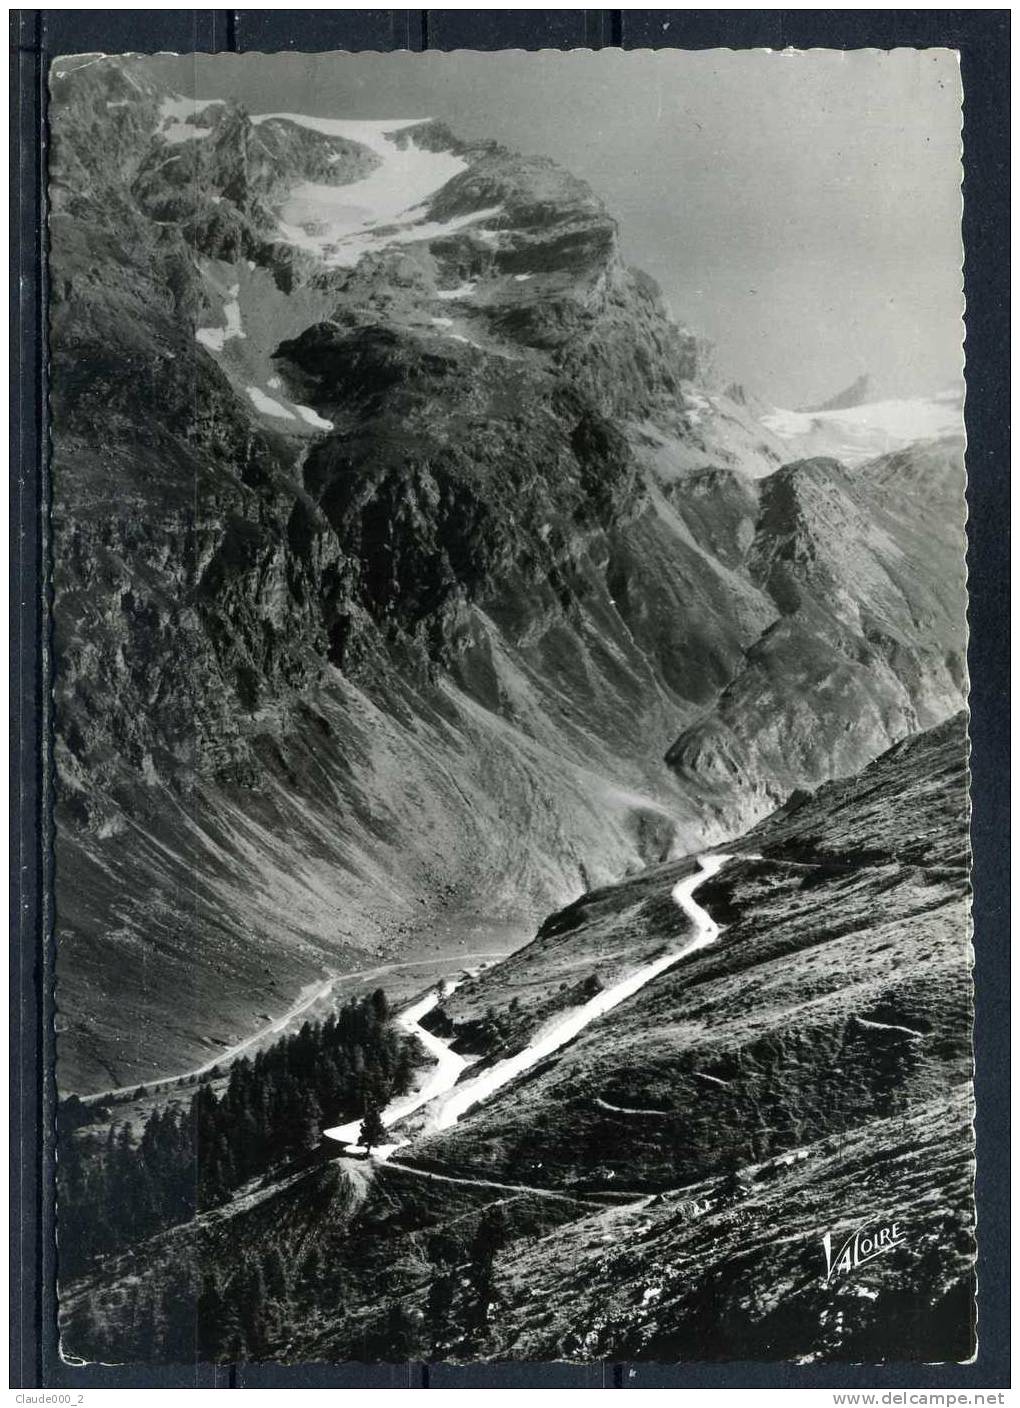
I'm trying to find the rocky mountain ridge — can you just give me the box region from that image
[50,56,967,1091]
[799,372,877,414]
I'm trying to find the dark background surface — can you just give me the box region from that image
[11,8,1009,1391]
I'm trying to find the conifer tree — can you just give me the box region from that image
[358,1101,387,1155]
[427,1229,462,1267]
[295,1089,323,1152]
[467,1203,508,1333]
[470,1203,508,1269]
[57,989,422,1284]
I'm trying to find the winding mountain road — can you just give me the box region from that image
[324,853,731,1156]
[92,952,508,1103]
[322,980,470,1149]
[381,1159,605,1206]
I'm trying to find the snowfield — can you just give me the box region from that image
[195,285,244,353]
[763,391,964,464]
[246,386,296,420]
[250,112,499,267]
[157,95,226,145]
[322,981,469,1159]
[245,388,332,430]
[294,404,334,430]
[435,282,478,301]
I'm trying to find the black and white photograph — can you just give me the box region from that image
[45,44,976,1369]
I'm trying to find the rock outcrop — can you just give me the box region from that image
[664,440,968,834]
[799,372,876,414]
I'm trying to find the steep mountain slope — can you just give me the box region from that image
[50,56,967,1093]
[664,439,968,834]
[407,714,971,1189]
[59,716,973,1366]
[397,714,974,1360]
[487,1087,975,1363]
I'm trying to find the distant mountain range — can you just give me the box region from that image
[765,383,964,466]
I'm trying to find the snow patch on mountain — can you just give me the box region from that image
[196,327,225,352]
[763,390,964,465]
[294,404,333,430]
[195,284,245,352]
[250,112,486,267]
[435,282,478,301]
[276,196,502,268]
[157,95,226,145]
[246,387,296,420]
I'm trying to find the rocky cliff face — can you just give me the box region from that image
[664,439,968,834]
[49,56,968,1092]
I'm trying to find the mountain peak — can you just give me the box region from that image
[799,372,876,414]
[48,55,967,1100]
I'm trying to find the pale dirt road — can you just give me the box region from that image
[91,951,510,1104]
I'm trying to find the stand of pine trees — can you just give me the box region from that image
[58,991,419,1279]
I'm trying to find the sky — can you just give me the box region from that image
[148,48,964,408]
